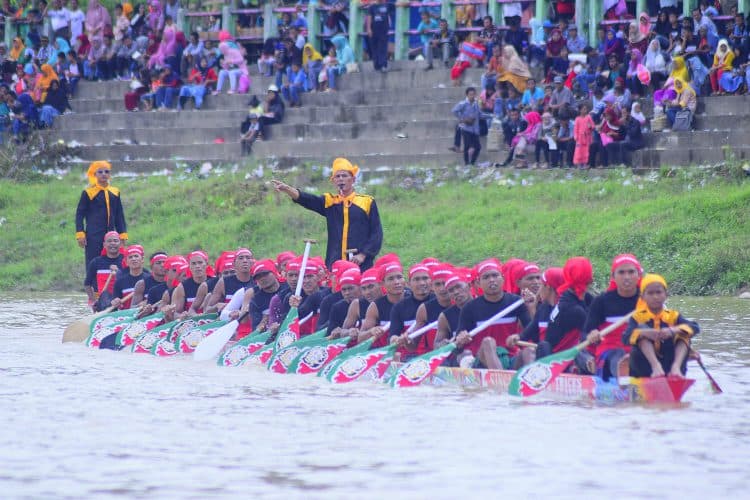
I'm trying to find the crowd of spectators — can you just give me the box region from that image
[445,3,750,168]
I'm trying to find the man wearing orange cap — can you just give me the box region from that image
[271,157,383,270]
[75,161,128,270]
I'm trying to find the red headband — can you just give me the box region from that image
[378,263,403,282]
[541,267,565,290]
[445,273,468,289]
[516,263,541,281]
[252,259,277,277]
[430,264,454,281]
[607,253,643,291]
[360,267,380,285]
[104,231,120,242]
[150,253,167,266]
[408,264,430,279]
[338,269,361,286]
[235,248,252,258]
[188,250,208,263]
[126,244,144,257]
[476,259,502,277]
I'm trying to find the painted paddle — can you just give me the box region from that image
[62,291,135,343]
[389,299,524,388]
[193,310,249,361]
[690,349,723,394]
[286,336,353,375]
[508,311,634,397]
[267,328,330,373]
[217,330,270,366]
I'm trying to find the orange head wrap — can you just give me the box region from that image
[330,157,359,180]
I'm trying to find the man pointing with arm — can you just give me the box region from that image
[271,157,383,270]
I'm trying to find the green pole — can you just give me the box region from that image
[683,0,692,19]
[536,0,547,21]
[740,0,749,17]
[588,0,601,47]
[223,6,234,37]
[350,0,363,62]
[394,2,408,60]
[442,0,455,30]
[488,0,500,26]
[636,0,646,16]
[307,1,321,52]
[263,2,277,41]
[575,0,586,42]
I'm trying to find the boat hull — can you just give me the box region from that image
[388,363,694,403]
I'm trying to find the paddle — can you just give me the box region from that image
[321,321,391,383]
[508,311,634,397]
[193,238,316,361]
[389,299,524,388]
[690,349,723,394]
[62,291,135,343]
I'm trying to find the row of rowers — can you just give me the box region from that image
[89,233,699,379]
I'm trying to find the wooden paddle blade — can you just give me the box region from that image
[193,319,239,361]
[696,358,723,394]
[62,319,93,343]
[508,346,579,397]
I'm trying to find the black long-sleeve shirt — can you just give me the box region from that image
[75,186,127,238]
[294,190,383,270]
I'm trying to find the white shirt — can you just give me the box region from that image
[69,9,85,41]
[48,8,71,32]
[502,2,523,18]
[220,288,245,321]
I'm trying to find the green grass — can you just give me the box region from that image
[1,163,750,295]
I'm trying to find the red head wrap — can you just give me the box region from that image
[126,244,144,257]
[475,258,502,278]
[150,253,168,266]
[408,264,430,280]
[501,258,525,293]
[252,259,277,277]
[444,272,468,289]
[541,267,565,291]
[276,251,296,266]
[235,248,252,258]
[286,258,302,273]
[374,253,401,269]
[331,259,359,277]
[607,253,643,291]
[360,267,381,285]
[420,257,441,268]
[515,263,541,282]
[557,257,593,298]
[378,263,403,282]
[338,268,362,287]
[103,231,120,242]
[188,250,208,263]
[429,264,454,282]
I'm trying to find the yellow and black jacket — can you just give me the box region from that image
[295,190,383,269]
[622,307,699,354]
[75,185,128,240]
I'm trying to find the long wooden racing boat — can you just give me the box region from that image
[387,363,695,403]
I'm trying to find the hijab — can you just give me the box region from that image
[638,12,651,36]
[604,29,624,59]
[302,43,322,65]
[631,102,646,124]
[714,39,733,66]
[524,111,542,129]
[77,34,91,57]
[49,37,71,65]
[547,29,565,55]
[628,21,646,45]
[644,39,666,73]
[331,34,354,66]
[37,63,59,90]
[44,79,69,113]
[86,0,111,32]
[9,37,24,60]
[628,48,643,72]
[501,45,531,78]
[669,56,689,82]
[147,26,176,68]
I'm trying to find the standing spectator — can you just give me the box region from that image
[452,86,482,166]
[426,18,456,69]
[130,3,147,36]
[113,4,130,42]
[366,0,390,72]
[75,161,128,270]
[553,117,575,167]
[65,51,81,96]
[68,0,85,44]
[417,11,438,70]
[47,0,71,41]
[85,0,111,46]
[503,18,528,58]
[573,103,595,169]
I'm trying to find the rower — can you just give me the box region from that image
[359,261,405,347]
[454,259,531,369]
[132,252,167,306]
[395,263,453,358]
[171,250,210,319]
[544,257,595,373]
[623,274,699,378]
[84,231,126,309]
[513,262,543,318]
[111,244,150,310]
[507,267,564,367]
[389,263,435,361]
[287,260,326,335]
[338,266,383,340]
[206,247,254,313]
[326,268,362,336]
[583,254,643,380]
[317,259,359,331]
[434,272,473,359]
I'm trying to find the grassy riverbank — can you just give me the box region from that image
[1,163,749,295]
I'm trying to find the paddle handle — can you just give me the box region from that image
[294,239,315,297]
[579,311,634,350]
[690,349,723,394]
[407,320,439,340]
[517,340,538,349]
[103,291,135,313]
[468,298,525,338]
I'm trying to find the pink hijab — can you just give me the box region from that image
[148,26,177,69]
[148,0,164,32]
[85,0,111,43]
[218,36,248,74]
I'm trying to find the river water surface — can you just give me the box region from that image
[2,294,749,499]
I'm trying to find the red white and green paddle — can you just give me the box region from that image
[508,311,634,397]
[389,299,525,388]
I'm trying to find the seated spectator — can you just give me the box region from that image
[181,32,204,77]
[606,106,644,166]
[124,69,150,111]
[215,31,249,95]
[84,37,104,80]
[115,34,138,79]
[644,39,668,89]
[130,3,147,36]
[178,57,216,110]
[65,51,81,96]
[654,54,689,106]
[521,77,544,111]
[53,52,68,92]
[327,34,354,91]
[417,11,438,70]
[498,45,531,94]
[12,93,39,140]
[625,48,648,97]
[240,113,260,155]
[665,77,697,128]
[500,110,541,168]
[319,46,337,92]
[97,35,118,81]
[479,84,497,114]
[35,63,58,103]
[152,66,180,111]
[631,102,647,127]
[504,18,528,58]
[477,15,500,62]
[36,36,54,67]
[39,78,71,127]
[426,18,456,70]
[147,0,164,33]
[553,117,575,167]
[628,18,649,56]
[719,52,748,94]
[302,43,323,92]
[604,29,625,62]
[567,25,586,54]
[528,18,547,68]
[148,26,177,71]
[609,77,632,110]
[282,60,307,107]
[545,28,565,77]
[710,39,734,94]
[481,45,502,90]
[534,111,557,168]
[9,37,31,66]
[258,84,284,139]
